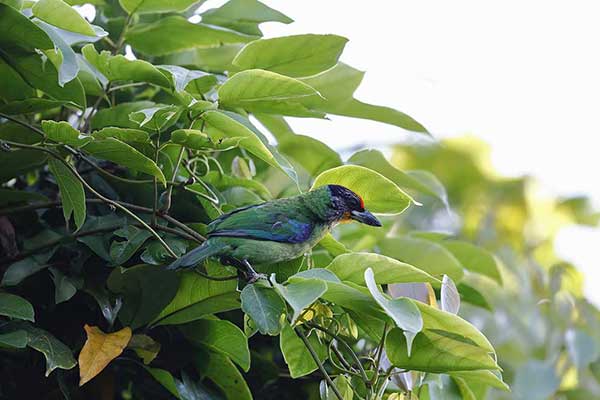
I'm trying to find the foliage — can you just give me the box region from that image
[0,1,597,399]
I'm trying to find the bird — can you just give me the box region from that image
[168,184,382,281]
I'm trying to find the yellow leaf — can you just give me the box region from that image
[79,325,132,386]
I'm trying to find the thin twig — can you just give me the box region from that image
[0,113,45,137]
[1,140,177,258]
[295,326,344,400]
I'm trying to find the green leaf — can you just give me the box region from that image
[326,252,439,286]
[36,20,82,86]
[203,171,272,200]
[109,226,152,265]
[348,149,448,207]
[0,292,34,321]
[273,278,327,324]
[365,268,422,355]
[180,318,250,371]
[301,63,427,133]
[415,301,494,353]
[328,375,354,400]
[280,321,326,378]
[107,265,179,329]
[0,3,53,52]
[5,52,86,107]
[0,330,28,348]
[48,158,86,230]
[91,101,155,129]
[33,0,96,36]
[566,329,599,369]
[119,0,204,14]
[126,16,255,56]
[200,0,292,35]
[0,189,48,206]
[82,44,171,87]
[379,236,464,282]
[49,267,78,304]
[140,238,187,265]
[385,328,499,373]
[82,138,167,184]
[450,370,509,392]
[278,134,342,177]
[152,263,238,326]
[145,367,181,399]
[0,99,68,115]
[240,284,285,336]
[162,44,243,74]
[157,65,218,93]
[0,58,35,101]
[201,110,280,171]
[218,69,325,117]
[311,165,413,214]
[22,324,77,376]
[437,240,502,284]
[91,127,150,144]
[1,258,50,287]
[196,349,252,400]
[129,105,182,132]
[42,120,91,147]
[232,34,347,77]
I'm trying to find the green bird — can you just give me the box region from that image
[168,185,381,281]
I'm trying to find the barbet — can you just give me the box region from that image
[168,185,381,280]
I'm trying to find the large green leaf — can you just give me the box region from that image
[385,328,499,373]
[348,149,448,208]
[232,34,347,77]
[0,293,34,321]
[200,110,279,171]
[416,301,494,353]
[145,367,181,398]
[0,58,35,101]
[109,226,152,265]
[126,16,255,56]
[311,165,413,214]
[107,265,179,329]
[301,63,428,133]
[157,65,218,93]
[379,236,464,282]
[240,284,285,336]
[33,0,96,36]
[0,99,68,115]
[436,240,502,284]
[82,138,167,184]
[180,318,250,371]
[22,324,77,376]
[273,278,327,323]
[326,252,439,286]
[5,52,86,107]
[450,370,509,392]
[129,104,182,132]
[119,0,204,14]
[82,44,170,87]
[48,158,86,230]
[365,268,422,355]
[200,0,292,36]
[162,44,243,74]
[218,69,325,117]
[278,134,342,177]
[196,349,252,400]
[42,120,91,147]
[152,263,238,326]
[0,330,28,348]
[91,127,150,144]
[279,322,327,378]
[0,3,53,52]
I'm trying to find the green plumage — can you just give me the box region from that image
[168,185,380,276]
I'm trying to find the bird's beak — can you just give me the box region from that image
[350,210,382,227]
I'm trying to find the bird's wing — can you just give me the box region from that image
[207,200,316,244]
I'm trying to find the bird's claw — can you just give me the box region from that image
[246,272,269,284]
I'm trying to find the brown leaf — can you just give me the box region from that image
[79,325,132,386]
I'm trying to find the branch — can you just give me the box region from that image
[1,140,177,258]
[0,113,45,138]
[295,326,344,400]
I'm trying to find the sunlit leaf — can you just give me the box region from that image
[279,321,326,378]
[240,284,285,335]
[312,165,413,214]
[273,277,327,324]
[32,0,96,36]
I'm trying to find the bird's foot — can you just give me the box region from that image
[246,271,269,284]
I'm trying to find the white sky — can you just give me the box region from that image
[252,0,600,304]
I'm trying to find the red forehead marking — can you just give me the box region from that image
[359,196,365,209]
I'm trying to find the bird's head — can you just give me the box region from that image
[327,184,382,227]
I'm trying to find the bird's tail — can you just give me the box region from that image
[167,240,223,270]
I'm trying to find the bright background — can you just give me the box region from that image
[83,0,600,304]
[251,0,600,305]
